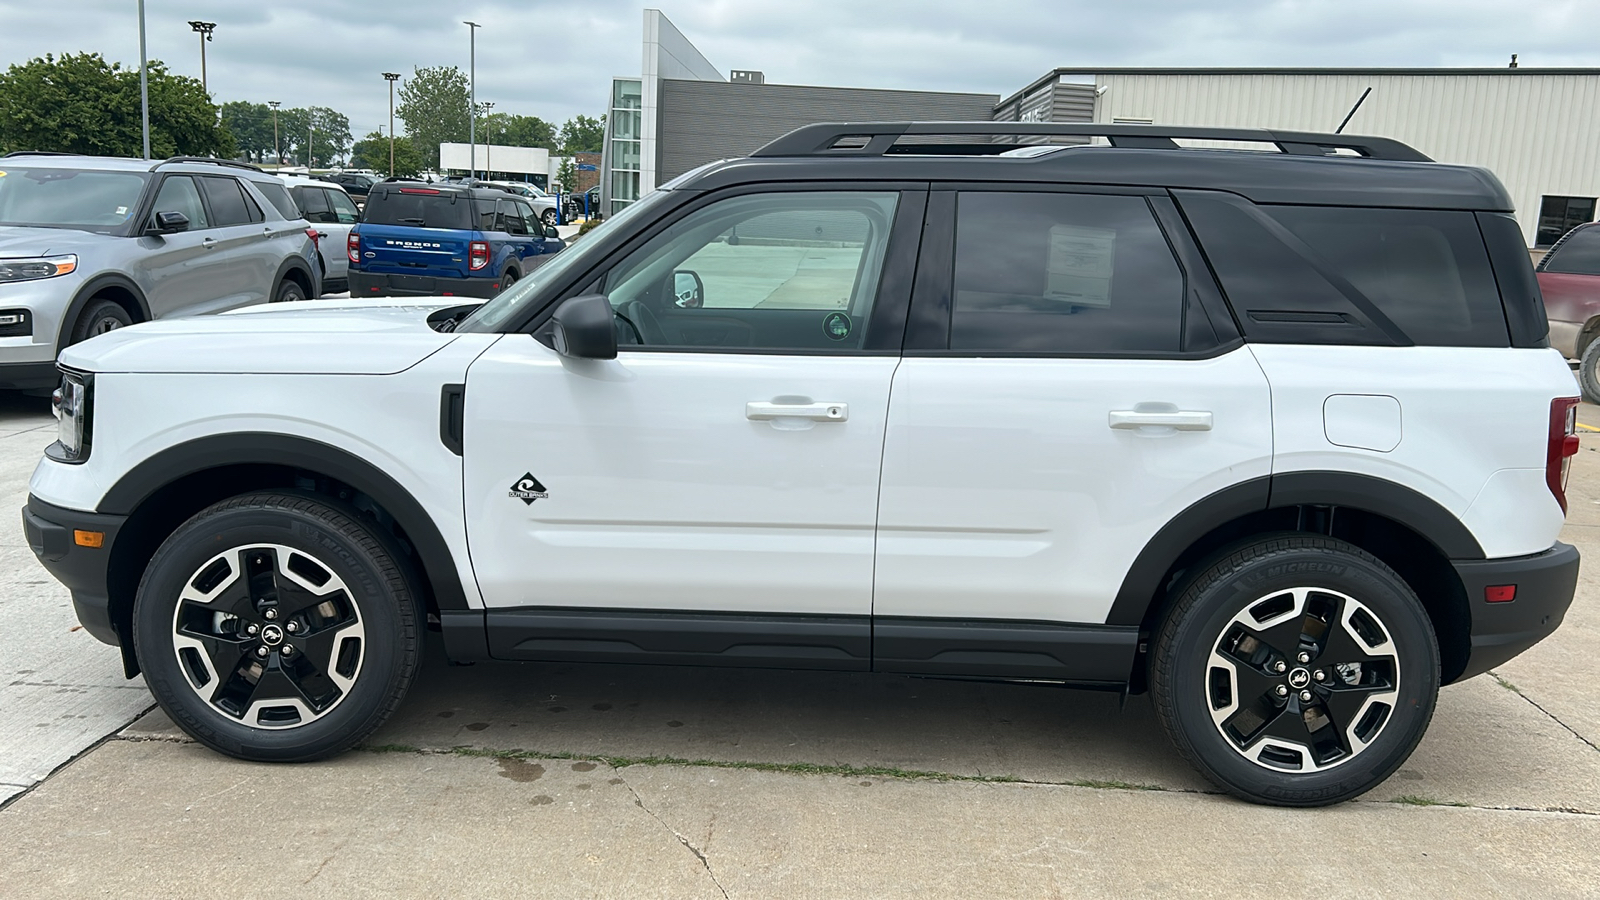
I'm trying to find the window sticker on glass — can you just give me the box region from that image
[115,206,128,215]
[1046,224,1115,308]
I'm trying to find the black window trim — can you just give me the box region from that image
[514,181,932,356]
[144,173,214,232]
[903,182,1244,360]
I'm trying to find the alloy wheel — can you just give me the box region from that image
[1205,586,1400,772]
[170,543,366,730]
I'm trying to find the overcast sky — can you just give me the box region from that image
[1,0,1597,139]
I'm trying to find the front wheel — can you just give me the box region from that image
[133,493,420,761]
[1150,535,1439,806]
[541,208,558,228]
[70,298,133,345]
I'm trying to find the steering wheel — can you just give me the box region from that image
[622,300,667,345]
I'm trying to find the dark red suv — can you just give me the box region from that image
[1537,222,1600,400]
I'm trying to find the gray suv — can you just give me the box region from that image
[0,153,320,391]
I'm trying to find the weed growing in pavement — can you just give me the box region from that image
[1492,673,1523,694]
[1389,795,1470,807]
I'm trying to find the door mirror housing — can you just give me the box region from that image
[150,210,190,234]
[544,225,560,239]
[549,293,618,360]
[672,269,704,308]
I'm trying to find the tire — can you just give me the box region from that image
[500,269,518,290]
[1579,337,1600,404]
[274,278,308,303]
[69,298,133,345]
[132,492,420,762]
[541,208,558,228]
[1149,534,1439,806]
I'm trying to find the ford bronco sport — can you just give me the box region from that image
[23,123,1580,806]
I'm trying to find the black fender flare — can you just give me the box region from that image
[1105,471,1484,626]
[97,432,471,610]
[60,274,153,345]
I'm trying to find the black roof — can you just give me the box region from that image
[678,122,1512,211]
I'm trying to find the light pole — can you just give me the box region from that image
[138,0,150,159]
[383,72,400,178]
[464,21,479,179]
[187,21,216,96]
[481,101,494,177]
[307,113,316,169]
[268,100,280,165]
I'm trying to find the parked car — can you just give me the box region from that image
[1536,222,1600,399]
[279,175,361,294]
[317,172,380,203]
[0,152,318,390]
[348,182,564,298]
[24,122,1579,808]
[565,185,601,221]
[481,181,560,227]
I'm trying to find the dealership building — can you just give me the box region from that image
[601,10,1600,247]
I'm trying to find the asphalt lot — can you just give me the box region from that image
[1,385,1598,897]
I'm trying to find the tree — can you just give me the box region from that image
[350,130,422,177]
[272,106,352,168]
[0,53,231,158]
[497,114,556,149]
[396,65,469,169]
[558,115,604,154]
[220,101,276,162]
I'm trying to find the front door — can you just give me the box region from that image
[463,188,923,628]
[136,174,225,318]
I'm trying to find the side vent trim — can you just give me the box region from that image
[439,384,465,456]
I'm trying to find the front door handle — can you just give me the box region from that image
[1109,409,1213,431]
[746,401,848,422]
[200,237,218,250]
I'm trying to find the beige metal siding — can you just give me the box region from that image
[1093,73,1600,244]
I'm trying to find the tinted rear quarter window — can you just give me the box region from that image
[255,181,300,220]
[950,192,1186,353]
[364,189,472,229]
[1177,191,1509,347]
[1542,226,1600,276]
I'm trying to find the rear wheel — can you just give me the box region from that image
[133,493,419,761]
[541,208,558,228]
[1579,337,1600,404]
[274,278,308,303]
[69,298,132,345]
[1150,535,1439,806]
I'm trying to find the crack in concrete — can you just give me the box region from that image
[614,769,730,900]
[1490,668,1600,755]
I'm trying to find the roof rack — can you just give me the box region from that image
[2,150,83,158]
[751,122,1431,162]
[152,156,266,173]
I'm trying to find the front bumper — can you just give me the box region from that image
[22,495,129,661]
[1453,542,1580,680]
[349,270,503,299]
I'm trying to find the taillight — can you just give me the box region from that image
[1547,397,1581,513]
[468,240,490,271]
[347,232,360,264]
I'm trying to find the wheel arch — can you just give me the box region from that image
[274,257,316,298]
[1113,472,1479,687]
[99,433,470,675]
[59,274,152,347]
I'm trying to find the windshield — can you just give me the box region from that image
[459,189,674,332]
[0,166,149,233]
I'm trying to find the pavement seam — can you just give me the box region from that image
[1490,669,1600,755]
[614,768,731,900]
[0,701,157,813]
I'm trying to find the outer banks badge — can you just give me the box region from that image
[509,473,549,504]
[823,311,852,341]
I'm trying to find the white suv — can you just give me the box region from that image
[23,123,1581,806]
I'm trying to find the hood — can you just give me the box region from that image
[59,297,475,375]
[0,225,116,257]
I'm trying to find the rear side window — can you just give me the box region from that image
[1541,226,1600,276]
[255,181,299,220]
[363,189,471,229]
[1177,191,1509,347]
[497,199,527,235]
[950,192,1186,353]
[296,186,332,223]
[197,176,254,227]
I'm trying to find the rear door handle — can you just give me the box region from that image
[200,237,217,250]
[1108,409,1213,431]
[746,401,848,422]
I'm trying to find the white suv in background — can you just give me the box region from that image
[23,123,1581,807]
[274,175,361,294]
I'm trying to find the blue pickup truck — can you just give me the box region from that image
[348,182,564,298]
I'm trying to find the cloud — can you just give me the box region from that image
[0,0,1595,147]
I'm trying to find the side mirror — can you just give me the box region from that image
[544,225,560,239]
[549,294,617,360]
[150,210,190,234]
[672,270,705,308]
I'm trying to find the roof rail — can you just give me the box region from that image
[751,122,1431,162]
[2,150,83,157]
[152,156,266,173]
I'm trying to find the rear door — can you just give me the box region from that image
[194,175,270,309]
[874,188,1273,670]
[320,188,361,282]
[356,187,475,293]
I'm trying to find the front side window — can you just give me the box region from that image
[326,190,360,224]
[0,167,149,232]
[602,191,900,351]
[950,192,1186,353]
[148,175,209,229]
[1541,225,1600,276]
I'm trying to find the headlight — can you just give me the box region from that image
[0,255,77,283]
[49,370,92,463]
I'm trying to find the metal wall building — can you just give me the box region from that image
[1000,68,1600,247]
